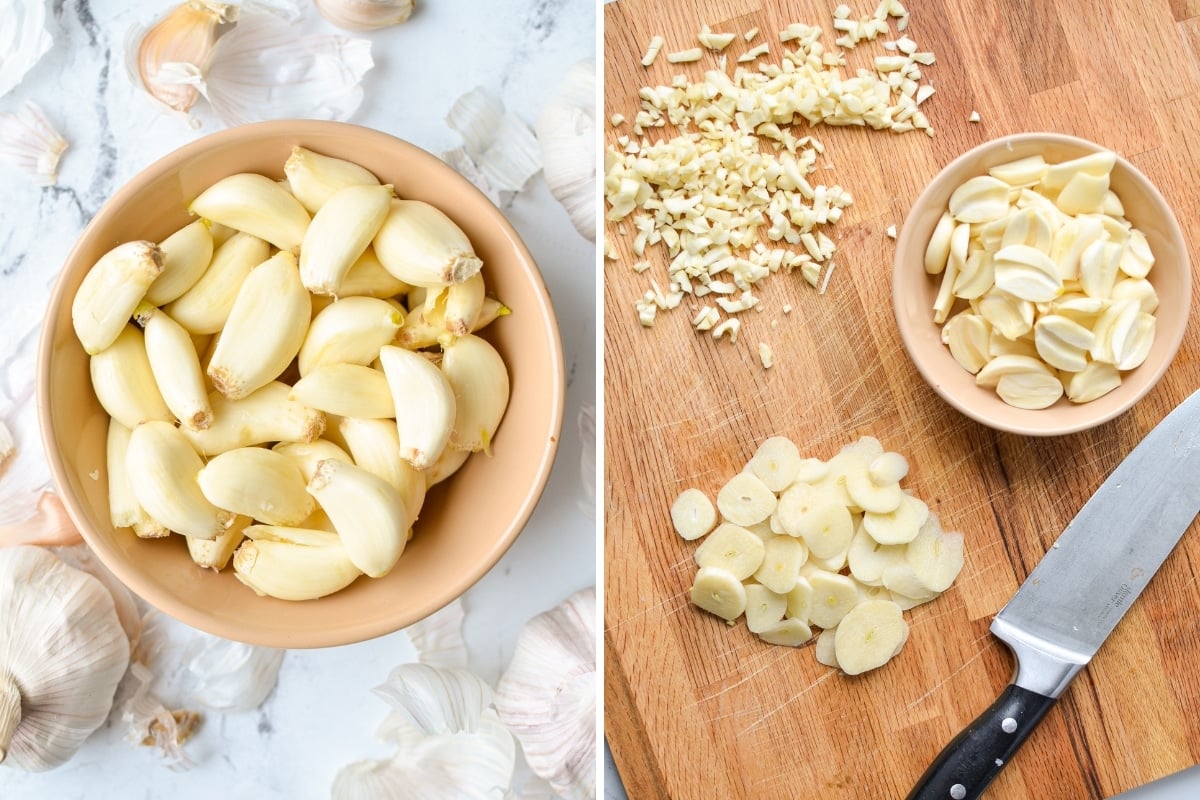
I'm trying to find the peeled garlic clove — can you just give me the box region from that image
[942,312,990,374]
[1039,150,1116,193]
[975,354,1053,388]
[1065,361,1122,403]
[1000,207,1054,253]
[106,419,167,537]
[298,295,403,376]
[1112,277,1159,314]
[144,219,214,306]
[988,154,1047,186]
[307,459,412,578]
[300,183,393,295]
[189,173,311,254]
[1055,170,1109,215]
[948,175,1011,223]
[441,334,510,453]
[1114,312,1156,371]
[1090,299,1140,365]
[283,145,382,214]
[243,524,342,548]
[165,232,270,335]
[314,0,415,32]
[373,199,483,288]
[289,363,395,420]
[1033,314,1094,372]
[134,0,233,114]
[993,244,1063,303]
[951,248,994,300]
[198,447,314,526]
[923,211,955,275]
[335,247,412,298]
[442,272,486,337]
[72,240,163,355]
[337,417,426,522]
[182,381,325,456]
[1048,215,1104,282]
[1078,239,1122,299]
[1119,228,1155,279]
[138,304,212,432]
[126,420,233,539]
[207,251,311,400]
[271,439,354,483]
[426,445,470,487]
[977,289,1034,340]
[233,538,361,601]
[996,371,1064,409]
[378,345,456,469]
[89,324,174,431]
[187,515,250,571]
[931,225,964,324]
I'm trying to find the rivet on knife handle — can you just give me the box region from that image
[905,684,1055,800]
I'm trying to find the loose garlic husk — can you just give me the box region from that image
[0,546,131,771]
[314,0,415,31]
[0,102,68,186]
[537,59,596,242]
[493,587,596,800]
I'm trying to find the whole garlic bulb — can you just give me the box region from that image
[493,586,596,800]
[0,546,131,771]
[314,0,415,31]
[536,60,596,242]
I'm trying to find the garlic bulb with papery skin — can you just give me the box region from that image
[0,546,131,771]
[536,60,596,242]
[494,586,596,800]
[135,0,235,114]
[314,0,415,31]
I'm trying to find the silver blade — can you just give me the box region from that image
[995,388,1200,666]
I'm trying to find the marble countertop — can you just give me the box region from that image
[0,0,595,797]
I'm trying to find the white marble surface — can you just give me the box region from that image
[0,0,596,797]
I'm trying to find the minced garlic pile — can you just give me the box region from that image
[604,0,937,358]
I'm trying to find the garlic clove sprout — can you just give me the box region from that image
[536,59,596,242]
[0,546,131,771]
[134,0,236,114]
[0,102,68,186]
[444,87,542,206]
[315,0,415,31]
[493,586,597,800]
[0,0,53,99]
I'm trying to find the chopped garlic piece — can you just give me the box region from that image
[886,224,897,239]
[744,27,760,41]
[969,110,981,123]
[712,318,740,342]
[642,35,665,67]
[738,44,770,62]
[757,342,774,369]
[693,306,720,331]
[698,25,736,51]
[631,260,651,273]
[667,48,703,63]
[609,113,625,127]
[636,294,657,326]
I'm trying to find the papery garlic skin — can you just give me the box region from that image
[0,102,69,187]
[494,587,597,800]
[135,0,235,114]
[0,0,53,99]
[0,546,131,771]
[537,60,596,242]
[315,0,415,31]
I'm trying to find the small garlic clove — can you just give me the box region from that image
[314,0,415,32]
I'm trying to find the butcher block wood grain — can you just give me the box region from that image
[602,1,1200,798]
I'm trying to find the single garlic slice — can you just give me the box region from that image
[807,570,859,629]
[943,312,990,374]
[862,493,929,546]
[753,535,807,595]
[833,599,908,675]
[671,488,716,541]
[693,523,765,580]
[744,584,787,633]
[814,627,840,668]
[992,244,1062,303]
[847,525,906,586]
[716,471,777,526]
[758,618,814,647]
[690,566,747,621]
[905,516,965,593]
[748,436,802,492]
[947,175,1011,223]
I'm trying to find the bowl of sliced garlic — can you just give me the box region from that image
[893,132,1190,436]
[38,120,564,647]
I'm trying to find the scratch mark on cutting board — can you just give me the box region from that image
[739,669,842,734]
[906,635,993,710]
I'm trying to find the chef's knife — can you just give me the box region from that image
[908,388,1200,800]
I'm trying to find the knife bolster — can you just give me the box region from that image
[990,616,1090,698]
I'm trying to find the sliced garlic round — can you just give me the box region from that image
[717,471,777,526]
[670,488,716,541]
[744,583,787,633]
[693,523,765,580]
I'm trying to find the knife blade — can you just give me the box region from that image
[908,388,1200,800]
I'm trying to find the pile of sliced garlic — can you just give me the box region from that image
[673,436,963,675]
[70,146,511,601]
[605,0,936,357]
[928,150,1158,409]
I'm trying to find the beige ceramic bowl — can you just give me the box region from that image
[38,120,564,647]
[893,132,1190,436]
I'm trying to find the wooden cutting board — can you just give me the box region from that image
[602,1,1200,798]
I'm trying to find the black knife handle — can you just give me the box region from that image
[906,684,1057,800]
